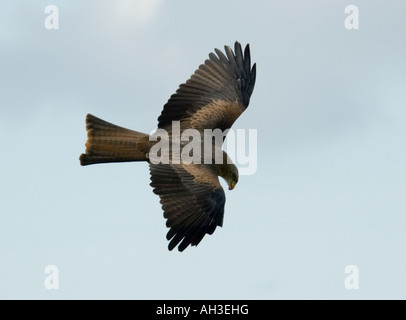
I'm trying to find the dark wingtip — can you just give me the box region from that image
[168,238,189,252]
[79,153,88,166]
[178,241,190,252]
[251,62,257,87]
[234,41,242,54]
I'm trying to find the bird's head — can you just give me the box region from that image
[218,163,239,190]
[228,167,239,190]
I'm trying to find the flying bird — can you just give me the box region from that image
[79,41,256,251]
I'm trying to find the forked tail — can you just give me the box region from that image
[79,114,150,166]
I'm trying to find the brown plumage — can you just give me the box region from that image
[79,41,256,251]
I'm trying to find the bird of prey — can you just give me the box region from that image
[79,41,256,251]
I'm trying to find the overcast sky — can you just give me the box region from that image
[1,0,405,299]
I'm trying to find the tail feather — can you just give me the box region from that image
[79,114,150,166]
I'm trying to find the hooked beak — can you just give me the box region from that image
[228,181,236,190]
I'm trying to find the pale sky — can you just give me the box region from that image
[1,0,405,299]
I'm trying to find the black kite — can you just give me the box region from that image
[79,41,256,251]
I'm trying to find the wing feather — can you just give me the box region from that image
[157,42,256,133]
[149,163,225,251]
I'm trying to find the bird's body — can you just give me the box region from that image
[79,42,256,251]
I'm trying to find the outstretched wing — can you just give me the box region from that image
[149,163,225,251]
[157,41,256,134]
